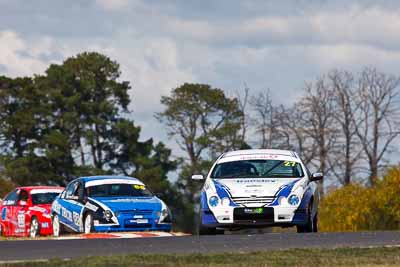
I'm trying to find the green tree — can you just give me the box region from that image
[157,83,244,231]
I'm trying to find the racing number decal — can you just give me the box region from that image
[284,161,296,167]
[17,211,25,228]
[133,185,145,190]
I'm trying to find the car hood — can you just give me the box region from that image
[89,196,162,211]
[213,178,301,197]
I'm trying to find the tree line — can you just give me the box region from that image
[1,51,399,231]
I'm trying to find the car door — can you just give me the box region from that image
[12,189,29,236]
[58,181,85,232]
[0,190,18,236]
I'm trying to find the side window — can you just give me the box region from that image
[65,182,78,199]
[3,190,18,206]
[18,190,29,202]
[74,183,84,199]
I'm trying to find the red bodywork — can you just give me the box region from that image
[0,186,64,237]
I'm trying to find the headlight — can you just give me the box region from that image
[288,195,300,206]
[209,196,219,207]
[103,210,113,221]
[162,208,168,217]
[159,208,171,223]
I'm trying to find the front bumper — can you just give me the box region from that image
[93,223,172,232]
[201,206,308,227]
[93,214,172,232]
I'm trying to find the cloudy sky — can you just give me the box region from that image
[1,0,400,157]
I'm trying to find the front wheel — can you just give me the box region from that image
[84,213,94,234]
[198,212,216,235]
[297,203,317,233]
[52,214,63,237]
[312,212,318,233]
[29,217,40,238]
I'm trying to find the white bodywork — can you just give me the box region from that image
[202,149,310,225]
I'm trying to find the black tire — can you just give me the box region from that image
[297,203,314,233]
[0,223,3,237]
[83,213,94,234]
[29,217,40,238]
[199,225,217,235]
[312,212,318,233]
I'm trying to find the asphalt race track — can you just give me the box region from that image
[1,231,400,262]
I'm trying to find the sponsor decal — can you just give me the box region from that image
[85,202,98,212]
[52,201,61,214]
[133,184,145,190]
[73,212,80,226]
[236,179,277,183]
[244,208,264,214]
[85,179,144,188]
[239,154,278,160]
[3,200,15,206]
[61,207,72,222]
[17,211,25,228]
[244,189,264,194]
[41,222,49,228]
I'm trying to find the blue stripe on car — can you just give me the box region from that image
[212,180,238,207]
[269,179,300,206]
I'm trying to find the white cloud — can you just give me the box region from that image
[95,0,132,11]
[162,5,400,51]
[0,30,53,77]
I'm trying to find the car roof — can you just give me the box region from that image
[79,175,142,183]
[222,149,298,158]
[16,186,64,192]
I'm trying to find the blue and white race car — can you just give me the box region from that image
[51,176,172,236]
[193,149,323,234]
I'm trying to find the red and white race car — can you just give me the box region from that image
[0,186,64,237]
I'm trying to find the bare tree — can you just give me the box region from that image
[274,104,316,165]
[298,77,338,196]
[249,89,279,148]
[328,70,363,185]
[235,84,250,147]
[354,68,400,185]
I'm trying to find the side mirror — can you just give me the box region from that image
[191,174,204,180]
[155,193,163,198]
[18,200,27,206]
[310,172,323,181]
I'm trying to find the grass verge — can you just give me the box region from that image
[1,246,400,267]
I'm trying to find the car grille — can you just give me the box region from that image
[119,210,153,216]
[231,196,275,206]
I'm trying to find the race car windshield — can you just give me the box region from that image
[211,159,304,178]
[87,183,153,197]
[31,193,60,205]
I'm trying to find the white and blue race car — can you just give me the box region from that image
[193,149,323,234]
[51,176,172,236]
